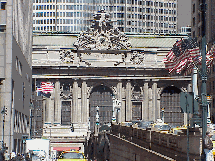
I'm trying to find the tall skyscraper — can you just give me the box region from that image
[0,0,33,154]
[33,0,178,34]
[191,0,215,47]
[191,0,215,123]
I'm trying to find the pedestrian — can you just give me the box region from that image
[10,152,16,160]
[204,131,214,161]
[4,151,10,161]
[0,150,4,161]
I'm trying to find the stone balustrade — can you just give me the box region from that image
[111,124,201,160]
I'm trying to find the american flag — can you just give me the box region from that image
[164,37,201,74]
[36,82,54,94]
[184,44,215,75]
[41,82,54,94]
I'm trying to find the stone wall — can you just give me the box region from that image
[111,124,202,161]
[109,134,175,161]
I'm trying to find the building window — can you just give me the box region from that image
[23,82,25,109]
[146,1,150,6]
[193,17,195,26]
[1,2,6,10]
[18,61,22,76]
[193,31,195,38]
[61,101,71,125]
[193,4,195,13]
[15,57,19,71]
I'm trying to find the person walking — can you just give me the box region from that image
[204,131,214,161]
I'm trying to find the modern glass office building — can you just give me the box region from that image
[33,0,178,34]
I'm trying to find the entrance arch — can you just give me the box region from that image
[89,85,113,132]
[160,86,184,126]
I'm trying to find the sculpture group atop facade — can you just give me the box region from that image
[74,10,131,50]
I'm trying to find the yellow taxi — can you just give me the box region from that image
[170,125,187,135]
[58,151,87,161]
[211,135,215,157]
[151,122,171,133]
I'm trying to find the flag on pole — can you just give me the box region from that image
[163,39,183,71]
[41,82,54,94]
[164,37,201,74]
[185,44,215,75]
[164,39,215,75]
[36,82,54,95]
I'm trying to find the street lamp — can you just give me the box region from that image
[199,0,207,160]
[29,102,34,139]
[1,106,6,153]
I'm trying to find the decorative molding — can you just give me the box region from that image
[130,51,144,65]
[59,50,74,63]
[74,10,131,50]
[111,86,117,96]
[60,85,72,100]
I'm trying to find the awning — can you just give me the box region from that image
[53,147,79,151]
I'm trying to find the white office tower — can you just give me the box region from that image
[0,0,33,154]
[33,0,178,34]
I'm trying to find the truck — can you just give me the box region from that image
[26,139,50,161]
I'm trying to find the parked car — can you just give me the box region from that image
[58,151,87,161]
[121,122,133,127]
[170,126,187,135]
[212,135,215,157]
[138,121,154,130]
[151,122,171,133]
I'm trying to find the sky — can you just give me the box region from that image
[177,0,192,32]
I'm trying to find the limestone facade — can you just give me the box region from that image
[32,33,191,150]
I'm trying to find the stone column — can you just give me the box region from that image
[43,97,47,123]
[157,88,161,119]
[50,95,55,124]
[54,80,61,124]
[46,97,54,124]
[78,88,81,123]
[121,101,125,122]
[152,82,157,122]
[117,80,122,123]
[143,82,149,121]
[148,87,153,122]
[87,97,90,127]
[126,80,132,121]
[82,80,87,123]
[73,80,78,123]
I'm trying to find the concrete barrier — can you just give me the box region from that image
[109,134,176,161]
[111,124,202,161]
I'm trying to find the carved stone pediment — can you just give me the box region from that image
[130,51,144,65]
[74,10,131,51]
[59,50,74,63]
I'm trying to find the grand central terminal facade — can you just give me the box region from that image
[31,11,191,150]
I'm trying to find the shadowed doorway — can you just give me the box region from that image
[89,85,113,132]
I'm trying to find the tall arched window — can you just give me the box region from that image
[89,85,113,132]
[160,86,184,126]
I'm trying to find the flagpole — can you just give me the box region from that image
[192,66,199,124]
[200,0,207,160]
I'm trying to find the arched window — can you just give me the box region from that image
[160,86,183,126]
[89,85,113,132]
